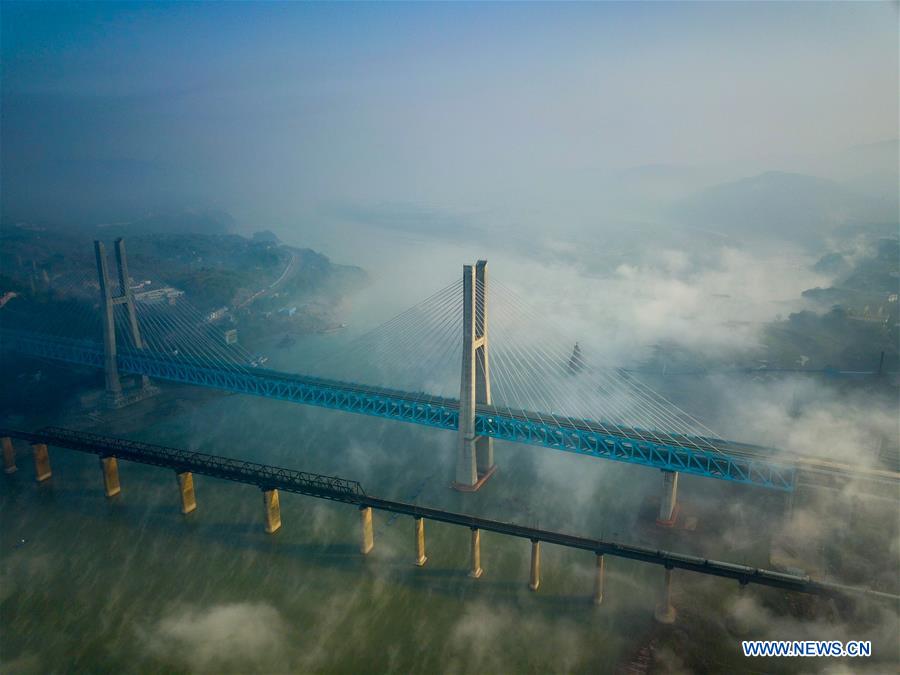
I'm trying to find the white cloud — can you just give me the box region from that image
[491,243,829,365]
[138,602,290,673]
[711,375,896,464]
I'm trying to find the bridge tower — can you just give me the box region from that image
[454,260,497,491]
[94,238,157,407]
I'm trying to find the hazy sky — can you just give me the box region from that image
[2,1,898,224]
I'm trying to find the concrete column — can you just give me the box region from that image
[654,568,677,624]
[115,238,152,392]
[2,437,16,474]
[784,489,795,521]
[456,265,479,488]
[94,241,122,398]
[114,238,144,349]
[593,554,606,606]
[469,527,483,578]
[475,434,493,476]
[474,260,494,476]
[262,489,281,534]
[360,506,374,555]
[177,472,197,514]
[529,540,541,591]
[100,456,121,497]
[32,443,51,482]
[657,470,679,525]
[455,261,495,490]
[414,517,427,567]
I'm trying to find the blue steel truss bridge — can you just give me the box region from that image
[1,240,896,513]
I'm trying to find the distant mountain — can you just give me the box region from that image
[607,163,741,201]
[252,230,281,244]
[800,139,899,203]
[671,171,894,244]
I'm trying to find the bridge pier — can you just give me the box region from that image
[414,517,427,566]
[654,568,677,624]
[657,470,679,526]
[593,553,606,606]
[177,471,197,514]
[360,506,374,555]
[454,261,496,491]
[32,443,51,482]
[469,527,483,578]
[262,489,281,534]
[2,437,16,474]
[476,438,494,478]
[784,489,794,520]
[100,456,121,497]
[529,540,541,591]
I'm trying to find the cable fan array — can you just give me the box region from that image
[2,264,257,374]
[308,278,463,401]
[304,273,721,452]
[2,256,721,452]
[480,278,722,453]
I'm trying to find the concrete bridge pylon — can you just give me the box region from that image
[94,238,158,408]
[454,260,497,491]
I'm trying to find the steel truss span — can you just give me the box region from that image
[1,426,895,603]
[2,329,796,490]
[8,426,366,501]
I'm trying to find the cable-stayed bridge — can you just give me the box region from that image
[2,240,895,510]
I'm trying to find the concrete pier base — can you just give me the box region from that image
[100,456,121,497]
[104,382,160,409]
[656,471,679,526]
[2,437,16,474]
[475,436,495,481]
[414,517,427,567]
[593,554,606,606]
[475,434,495,476]
[654,568,677,624]
[469,527,483,578]
[360,506,374,555]
[451,463,497,492]
[263,489,281,534]
[784,490,795,521]
[32,443,51,482]
[529,540,541,591]
[177,472,197,514]
[455,437,478,490]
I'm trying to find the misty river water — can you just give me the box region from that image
[2,232,898,673]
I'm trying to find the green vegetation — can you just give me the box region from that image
[172,267,251,310]
[0,222,368,354]
[766,235,899,371]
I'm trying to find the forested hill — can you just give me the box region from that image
[0,222,367,313]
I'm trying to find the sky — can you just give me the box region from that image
[1,1,898,227]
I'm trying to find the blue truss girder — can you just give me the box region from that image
[2,329,795,490]
[474,413,794,491]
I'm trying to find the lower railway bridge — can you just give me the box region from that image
[2,427,896,622]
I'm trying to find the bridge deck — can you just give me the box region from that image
[6,329,896,494]
[2,330,800,490]
[2,426,896,603]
